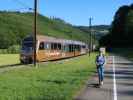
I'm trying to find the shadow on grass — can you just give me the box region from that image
[0,63,24,68]
[37,79,67,85]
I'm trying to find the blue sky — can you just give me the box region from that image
[0,0,132,26]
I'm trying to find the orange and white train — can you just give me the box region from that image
[20,35,88,63]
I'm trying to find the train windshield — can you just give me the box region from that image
[22,41,33,51]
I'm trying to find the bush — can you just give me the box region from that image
[0,49,7,54]
[7,45,20,54]
[0,45,20,54]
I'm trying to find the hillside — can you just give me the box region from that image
[76,25,110,40]
[0,11,92,49]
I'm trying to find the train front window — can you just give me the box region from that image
[22,42,33,51]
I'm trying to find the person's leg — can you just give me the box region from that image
[100,65,104,85]
[97,66,101,85]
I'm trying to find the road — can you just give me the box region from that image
[75,55,133,100]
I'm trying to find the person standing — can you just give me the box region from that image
[96,51,106,86]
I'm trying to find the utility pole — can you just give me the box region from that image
[92,29,96,52]
[89,17,93,56]
[33,0,38,66]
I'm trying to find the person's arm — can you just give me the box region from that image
[103,56,106,65]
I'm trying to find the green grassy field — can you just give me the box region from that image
[0,53,97,100]
[0,54,19,66]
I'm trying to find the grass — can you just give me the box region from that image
[0,53,97,100]
[0,54,19,66]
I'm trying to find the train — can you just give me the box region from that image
[20,35,88,63]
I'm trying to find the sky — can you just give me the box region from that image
[0,0,132,26]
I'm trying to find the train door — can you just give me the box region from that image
[37,42,45,61]
[37,42,50,61]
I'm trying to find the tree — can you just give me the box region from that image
[100,4,133,47]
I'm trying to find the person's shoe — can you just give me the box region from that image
[101,81,103,85]
[97,84,101,88]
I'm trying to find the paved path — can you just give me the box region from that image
[75,55,133,100]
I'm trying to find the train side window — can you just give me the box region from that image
[73,45,76,51]
[72,45,75,52]
[69,45,71,52]
[79,45,81,51]
[72,45,74,52]
[64,45,69,52]
[51,43,58,50]
[54,43,58,50]
[51,43,54,50]
[44,43,50,50]
[82,45,86,48]
[69,44,73,52]
[39,42,44,50]
[77,45,81,51]
[75,45,78,51]
[57,43,61,50]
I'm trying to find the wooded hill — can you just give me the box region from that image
[0,11,91,49]
[100,4,133,47]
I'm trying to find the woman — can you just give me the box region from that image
[96,52,106,86]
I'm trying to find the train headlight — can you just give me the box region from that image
[21,55,26,60]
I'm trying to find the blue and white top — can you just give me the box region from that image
[96,55,105,66]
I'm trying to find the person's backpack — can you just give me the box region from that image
[96,55,105,66]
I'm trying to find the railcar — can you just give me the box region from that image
[20,35,88,63]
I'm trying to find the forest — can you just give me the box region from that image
[100,4,133,47]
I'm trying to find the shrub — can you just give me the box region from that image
[7,45,20,54]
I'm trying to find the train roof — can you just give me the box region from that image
[24,35,86,46]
